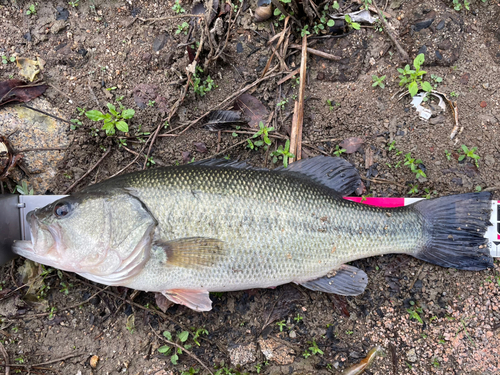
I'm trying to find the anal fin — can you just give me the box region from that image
[300,265,368,296]
[162,289,212,311]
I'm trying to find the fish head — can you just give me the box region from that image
[12,190,157,284]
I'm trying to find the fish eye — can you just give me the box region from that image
[54,202,71,218]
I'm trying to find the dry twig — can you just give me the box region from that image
[138,14,204,24]
[372,0,409,63]
[63,148,111,194]
[289,44,341,61]
[290,36,308,162]
[0,341,9,375]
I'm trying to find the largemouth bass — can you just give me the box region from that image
[12,157,493,311]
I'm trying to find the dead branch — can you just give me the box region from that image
[63,148,111,194]
[277,67,301,85]
[289,44,341,61]
[295,36,308,161]
[372,0,409,63]
[138,14,204,24]
[0,341,9,375]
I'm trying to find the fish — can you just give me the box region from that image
[12,156,493,311]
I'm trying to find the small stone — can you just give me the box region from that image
[435,50,443,60]
[50,20,66,34]
[258,336,295,365]
[483,83,490,89]
[436,20,445,30]
[460,73,470,85]
[480,101,487,108]
[152,34,169,52]
[417,45,427,55]
[317,72,325,80]
[407,348,417,363]
[228,343,257,366]
[236,42,243,53]
[90,355,99,369]
[438,39,452,50]
[289,330,296,338]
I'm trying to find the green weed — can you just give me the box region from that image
[404,152,426,179]
[458,145,480,167]
[372,75,386,89]
[344,14,361,30]
[85,103,135,136]
[271,139,294,168]
[15,181,34,195]
[172,0,186,14]
[333,145,346,157]
[398,53,433,97]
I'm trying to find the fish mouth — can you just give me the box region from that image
[12,210,69,270]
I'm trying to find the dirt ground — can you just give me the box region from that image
[1,0,500,374]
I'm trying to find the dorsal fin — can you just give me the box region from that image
[190,158,265,170]
[275,156,362,196]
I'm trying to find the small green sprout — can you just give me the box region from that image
[345,330,353,335]
[26,4,37,15]
[431,74,443,88]
[192,67,217,96]
[59,281,73,295]
[344,14,361,30]
[147,100,155,107]
[85,103,135,136]
[176,22,189,35]
[308,340,324,355]
[372,75,386,89]
[277,98,288,109]
[450,91,458,97]
[458,145,480,167]
[172,0,186,14]
[126,314,135,334]
[333,145,346,157]
[444,149,451,161]
[1,55,16,64]
[276,320,286,332]
[452,0,470,11]
[475,185,482,192]
[68,0,79,7]
[326,99,335,111]
[407,302,423,324]
[293,313,303,323]
[300,25,311,37]
[423,188,436,199]
[48,306,57,320]
[271,139,295,168]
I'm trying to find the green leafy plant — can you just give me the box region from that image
[271,139,294,168]
[326,99,339,111]
[344,14,361,30]
[372,75,386,89]
[423,188,437,199]
[26,3,37,15]
[450,91,458,97]
[85,103,135,136]
[407,301,423,324]
[181,368,199,375]
[333,145,346,157]
[398,54,433,97]
[404,152,426,179]
[176,22,189,35]
[15,181,34,195]
[444,149,451,161]
[191,327,208,346]
[300,25,311,37]
[59,281,73,295]
[192,67,217,96]
[345,330,353,335]
[253,121,274,150]
[147,100,155,107]
[408,183,419,195]
[47,306,57,320]
[277,98,288,109]
[458,145,480,167]
[68,0,79,7]
[158,330,191,365]
[308,340,324,355]
[294,313,303,323]
[452,0,470,11]
[172,0,186,14]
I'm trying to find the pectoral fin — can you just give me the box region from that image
[155,237,225,269]
[300,265,368,296]
[162,289,212,311]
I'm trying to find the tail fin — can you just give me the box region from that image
[413,192,493,271]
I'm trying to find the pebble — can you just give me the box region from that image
[436,20,445,30]
[407,348,417,363]
[482,83,490,89]
[228,343,257,366]
[289,330,296,338]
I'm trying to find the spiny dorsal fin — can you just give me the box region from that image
[190,158,259,170]
[155,237,226,269]
[300,264,368,296]
[276,156,362,196]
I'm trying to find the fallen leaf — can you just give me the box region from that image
[480,101,487,108]
[204,110,247,131]
[193,142,208,153]
[234,93,269,128]
[155,292,174,313]
[460,73,470,85]
[0,79,47,106]
[133,84,158,109]
[16,57,44,82]
[182,151,191,163]
[339,137,364,153]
